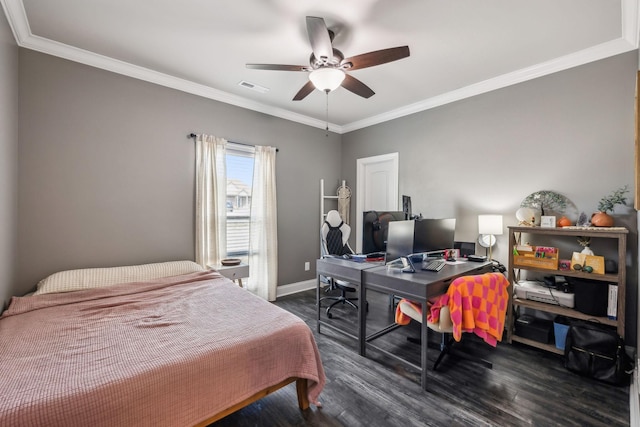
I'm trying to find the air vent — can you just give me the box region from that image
[238,80,269,93]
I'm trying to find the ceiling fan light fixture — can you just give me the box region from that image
[309,68,345,92]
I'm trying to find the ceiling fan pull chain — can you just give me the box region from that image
[325,90,329,137]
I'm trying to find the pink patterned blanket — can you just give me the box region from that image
[395,273,510,347]
[0,271,325,426]
[445,273,510,345]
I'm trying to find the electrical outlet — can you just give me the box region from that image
[304,262,310,271]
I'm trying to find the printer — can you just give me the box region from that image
[514,280,575,308]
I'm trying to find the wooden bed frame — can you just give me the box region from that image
[194,377,309,426]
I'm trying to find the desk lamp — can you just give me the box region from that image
[478,215,503,261]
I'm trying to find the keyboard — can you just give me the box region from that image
[421,259,445,272]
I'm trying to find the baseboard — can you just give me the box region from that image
[631,357,639,426]
[276,279,316,298]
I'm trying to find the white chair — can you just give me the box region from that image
[320,210,358,318]
[397,272,509,371]
[397,300,492,371]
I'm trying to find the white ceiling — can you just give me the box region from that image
[2,0,639,133]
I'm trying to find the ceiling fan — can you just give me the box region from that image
[246,16,410,101]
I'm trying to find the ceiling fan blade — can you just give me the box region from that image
[306,16,333,63]
[292,80,316,101]
[341,46,410,71]
[246,64,309,72]
[341,74,375,99]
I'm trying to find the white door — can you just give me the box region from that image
[356,153,399,253]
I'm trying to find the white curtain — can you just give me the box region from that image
[247,145,278,301]
[195,135,227,268]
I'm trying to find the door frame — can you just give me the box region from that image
[356,152,399,253]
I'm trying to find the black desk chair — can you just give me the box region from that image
[320,210,358,318]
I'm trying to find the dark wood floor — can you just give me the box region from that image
[211,288,630,427]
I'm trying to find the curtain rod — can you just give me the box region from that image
[187,133,278,152]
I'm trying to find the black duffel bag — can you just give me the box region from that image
[564,321,632,385]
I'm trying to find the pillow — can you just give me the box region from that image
[34,260,206,295]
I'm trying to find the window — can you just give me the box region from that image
[225,145,254,262]
[195,135,278,300]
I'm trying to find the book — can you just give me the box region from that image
[607,284,618,320]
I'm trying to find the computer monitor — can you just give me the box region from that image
[413,218,456,256]
[454,241,476,258]
[362,210,406,254]
[384,220,415,264]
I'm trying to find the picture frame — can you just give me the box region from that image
[540,216,556,228]
[570,252,605,274]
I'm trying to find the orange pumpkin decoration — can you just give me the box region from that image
[557,216,571,227]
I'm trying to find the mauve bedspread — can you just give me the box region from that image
[0,271,325,426]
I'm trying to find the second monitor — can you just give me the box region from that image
[384,218,456,264]
[412,218,456,256]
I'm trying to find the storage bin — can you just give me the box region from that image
[513,245,559,271]
[553,316,570,350]
[515,315,553,344]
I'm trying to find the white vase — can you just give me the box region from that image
[581,246,594,256]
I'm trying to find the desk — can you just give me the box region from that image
[363,261,492,390]
[316,258,381,355]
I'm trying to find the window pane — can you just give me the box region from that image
[226,149,254,262]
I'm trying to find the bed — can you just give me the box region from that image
[0,261,325,426]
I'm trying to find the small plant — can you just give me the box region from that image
[597,186,629,214]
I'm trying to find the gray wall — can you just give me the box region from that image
[0,12,19,309]
[342,51,639,345]
[15,49,341,298]
[6,31,640,345]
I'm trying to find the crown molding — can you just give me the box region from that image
[0,0,335,131]
[345,0,640,132]
[343,37,638,133]
[16,33,333,133]
[3,0,638,135]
